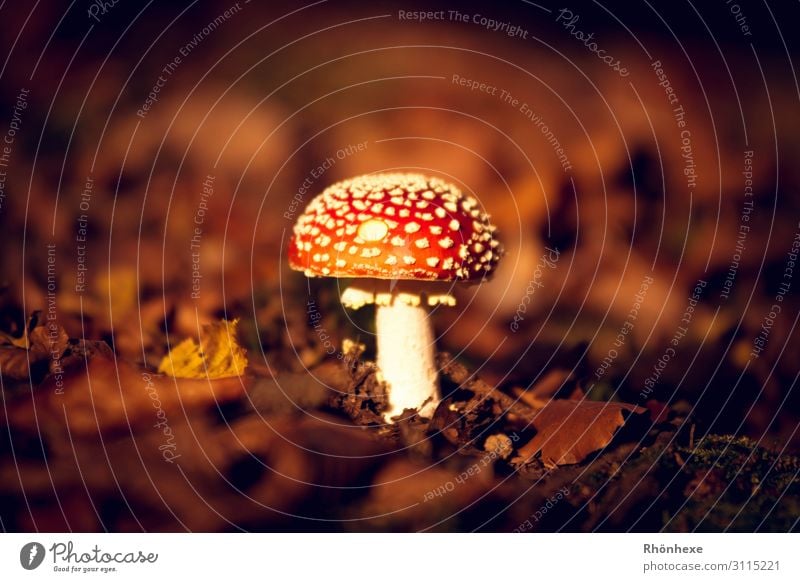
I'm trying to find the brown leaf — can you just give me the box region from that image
[0,346,39,381]
[28,319,69,361]
[6,355,248,436]
[0,311,68,381]
[3,412,390,531]
[516,399,647,468]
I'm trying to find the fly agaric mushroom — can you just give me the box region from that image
[289,173,501,421]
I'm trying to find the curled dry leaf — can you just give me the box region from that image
[0,311,69,381]
[515,399,648,468]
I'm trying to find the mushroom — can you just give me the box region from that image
[288,173,501,421]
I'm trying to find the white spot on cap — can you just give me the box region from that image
[415,238,430,249]
[404,222,421,234]
[385,255,398,265]
[426,257,440,267]
[439,237,454,248]
[357,219,389,242]
[391,235,405,247]
[402,256,416,265]
[449,219,461,231]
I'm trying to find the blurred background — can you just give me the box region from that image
[1,0,799,531]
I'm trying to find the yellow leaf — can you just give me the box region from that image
[158,319,248,379]
[7,332,30,350]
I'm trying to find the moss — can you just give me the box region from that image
[555,433,799,531]
[676,435,799,495]
[659,435,800,531]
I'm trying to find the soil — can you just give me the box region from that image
[2,326,797,532]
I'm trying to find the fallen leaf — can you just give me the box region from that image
[158,319,247,379]
[2,411,390,531]
[515,399,647,467]
[0,311,68,381]
[0,331,30,350]
[5,355,248,436]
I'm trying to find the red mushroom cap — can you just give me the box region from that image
[288,173,501,281]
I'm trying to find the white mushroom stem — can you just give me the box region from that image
[340,280,456,422]
[376,299,439,420]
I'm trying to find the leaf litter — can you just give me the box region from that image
[1,312,797,532]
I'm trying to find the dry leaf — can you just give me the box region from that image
[516,399,647,467]
[0,311,68,381]
[158,319,247,379]
[5,355,247,436]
